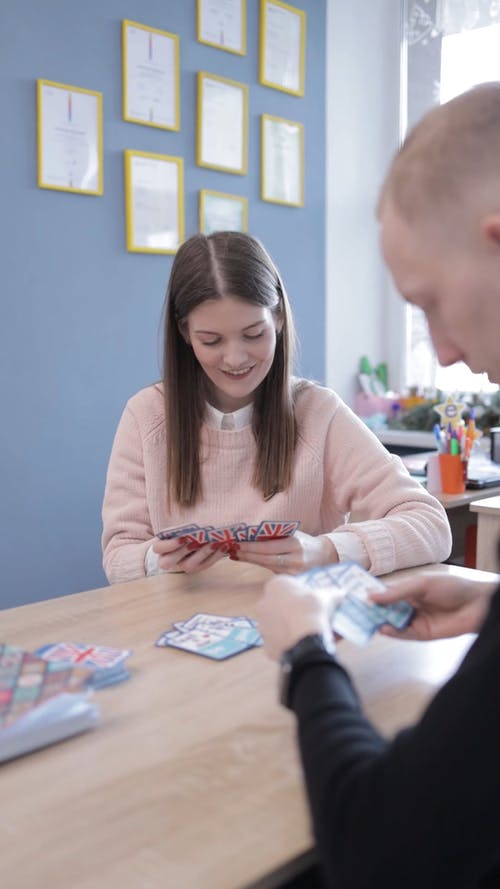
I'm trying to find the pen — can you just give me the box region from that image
[433,423,443,453]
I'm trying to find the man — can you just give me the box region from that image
[257,83,500,889]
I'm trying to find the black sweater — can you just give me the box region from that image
[291,587,500,889]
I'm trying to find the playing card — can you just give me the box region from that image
[35,643,131,670]
[156,523,203,540]
[245,524,261,541]
[35,643,132,689]
[296,561,414,646]
[207,524,246,546]
[254,520,300,540]
[181,528,213,547]
[156,613,263,659]
[174,613,254,633]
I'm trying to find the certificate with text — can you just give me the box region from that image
[124,150,184,254]
[122,20,180,130]
[37,80,103,195]
[197,0,246,55]
[197,72,248,174]
[261,114,304,206]
[260,0,306,96]
[199,190,248,233]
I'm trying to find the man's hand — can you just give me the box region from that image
[371,573,498,641]
[256,575,342,661]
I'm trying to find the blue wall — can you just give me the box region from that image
[0,0,326,608]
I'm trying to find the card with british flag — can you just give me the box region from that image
[253,520,300,540]
[35,643,132,689]
[156,523,207,541]
[156,519,300,549]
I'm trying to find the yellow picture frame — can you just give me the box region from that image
[259,0,306,97]
[197,0,247,55]
[199,189,248,234]
[197,72,248,175]
[124,149,184,254]
[37,79,103,195]
[122,20,180,131]
[261,113,304,207]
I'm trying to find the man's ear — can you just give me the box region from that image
[482,214,500,247]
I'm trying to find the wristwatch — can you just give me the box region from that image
[279,633,336,710]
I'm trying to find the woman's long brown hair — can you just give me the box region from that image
[163,232,297,507]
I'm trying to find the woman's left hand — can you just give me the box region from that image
[234,530,338,574]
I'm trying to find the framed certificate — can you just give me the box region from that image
[197,0,246,55]
[37,79,103,195]
[259,0,306,97]
[124,150,184,254]
[199,190,248,234]
[261,114,304,207]
[197,72,248,174]
[122,20,180,131]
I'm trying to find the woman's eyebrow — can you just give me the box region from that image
[194,320,265,334]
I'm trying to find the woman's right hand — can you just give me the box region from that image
[371,573,498,641]
[152,536,230,574]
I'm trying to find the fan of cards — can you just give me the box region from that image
[156,613,263,661]
[156,519,300,557]
[297,561,415,646]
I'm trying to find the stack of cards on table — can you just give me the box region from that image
[0,643,100,763]
[35,642,132,689]
[157,519,300,555]
[297,561,414,646]
[156,613,262,660]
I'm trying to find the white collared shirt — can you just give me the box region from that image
[204,402,253,430]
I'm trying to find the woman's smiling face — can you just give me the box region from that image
[184,295,282,412]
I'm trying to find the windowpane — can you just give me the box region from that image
[403,0,500,393]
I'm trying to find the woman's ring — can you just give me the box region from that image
[276,553,286,569]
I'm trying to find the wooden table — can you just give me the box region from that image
[470,495,500,572]
[0,561,488,889]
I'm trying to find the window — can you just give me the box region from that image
[402,0,500,394]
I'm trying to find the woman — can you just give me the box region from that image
[102,231,451,583]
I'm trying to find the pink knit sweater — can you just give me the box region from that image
[102,381,451,583]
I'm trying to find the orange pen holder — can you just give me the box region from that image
[438,454,467,494]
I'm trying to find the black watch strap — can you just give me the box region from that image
[280,633,336,710]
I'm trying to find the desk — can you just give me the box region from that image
[437,486,500,566]
[470,495,500,572]
[0,561,484,889]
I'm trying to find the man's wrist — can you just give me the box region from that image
[279,632,336,709]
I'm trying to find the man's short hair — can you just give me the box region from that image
[378,82,500,223]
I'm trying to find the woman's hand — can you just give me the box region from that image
[234,530,338,574]
[152,536,229,574]
[371,573,497,641]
